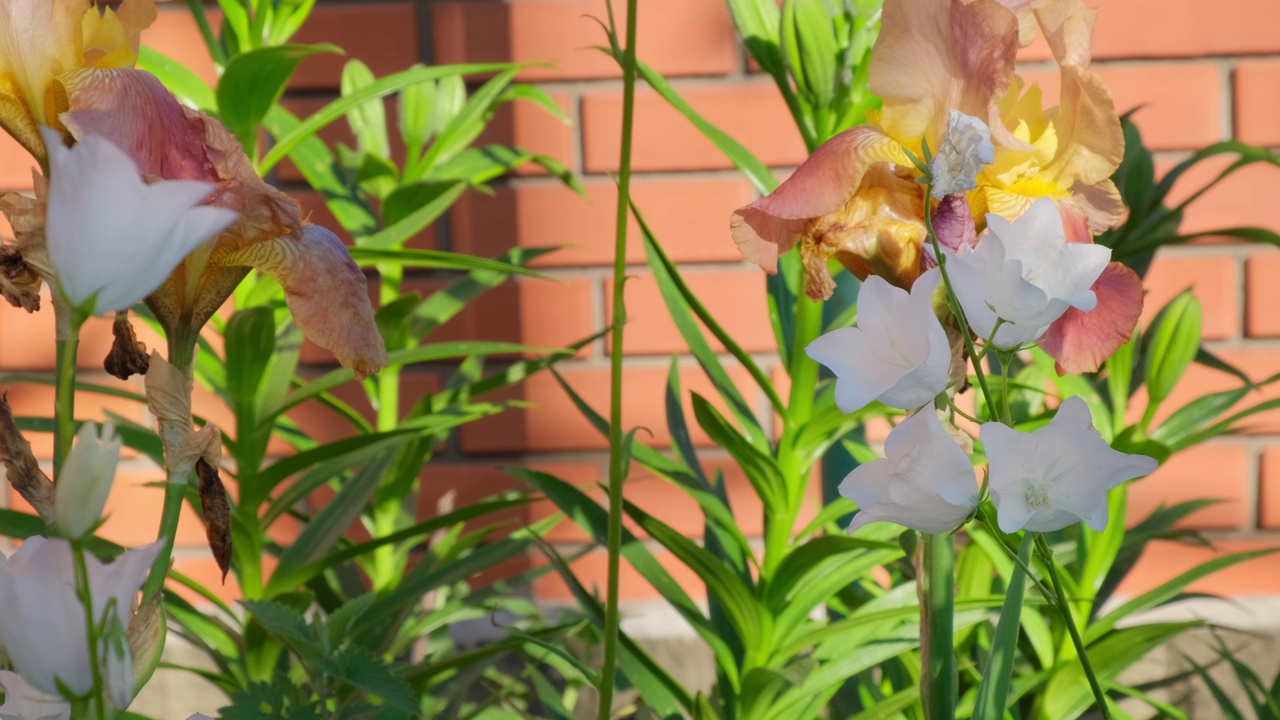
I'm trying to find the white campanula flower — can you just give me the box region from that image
[54,422,121,539]
[930,110,994,200]
[841,409,978,533]
[984,396,1159,532]
[0,537,163,708]
[42,127,237,316]
[944,198,1110,349]
[806,267,952,413]
[0,670,70,720]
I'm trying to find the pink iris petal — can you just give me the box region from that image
[730,126,903,272]
[1040,261,1144,374]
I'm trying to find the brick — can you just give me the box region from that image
[1117,539,1280,597]
[96,465,205,548]
[1019,63,1223,151]
[1126,444,1250,530]
[582,84,808,173]
[1247,251,1280,337]
[1139,255,1238,341]
[1090,0,1280,60]
[1257,447,1280,529]
[606,269,773,355]
[476,92,577,177]
[1234,61,1280,147]
[431,0,738,81]
[0,134,36,190]
[450,177,754,266]
[145,8,219,88]
[289,3,420,89]
[434,275,598,354]
[459,364,762,454]
[532,547,705,603]
[0,292,120,370]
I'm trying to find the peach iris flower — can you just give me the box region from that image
[0,0,386,378]
[0,0,156,163]
[731,0,1142,374]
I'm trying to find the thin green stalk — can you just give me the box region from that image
[921,532,957,720]
[597,0,639,716]
[972,532,1033,720]
[370,263,404,590]
[53,329,80,478]
[183,0,227,66]
[1037,535,1112,719]
[72,539,107,719]
[921,192,995,415]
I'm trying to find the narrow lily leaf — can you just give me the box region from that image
[972,533,1033,720]
[1143,292,1203,422]
[218,43,343,150]
[259,63,519,172]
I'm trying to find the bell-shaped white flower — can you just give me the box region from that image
[984,396,1159,532]
[944,198,1110,349]
[930,110,994,200]
[42,127,237,316]
[0,670,70,720]
[841,408,979,533]
[54,422,121,539]
[0,537,163,708]
[806,267,952,413]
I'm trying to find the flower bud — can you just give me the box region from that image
[54,421,121,538]
[929,110,994,200]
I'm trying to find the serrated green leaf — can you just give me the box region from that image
[325,645,420,715]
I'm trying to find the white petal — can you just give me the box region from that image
[42,128,237,314]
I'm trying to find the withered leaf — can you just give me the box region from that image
[196,457,232,583]
[104,313,150,380]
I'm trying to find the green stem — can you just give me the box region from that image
[922,532,957,720]
[53,313,84,478]
[597,0,639,716]
[371,263,403,591]
[787,295,823,424]
[72,539,107,719]
[1037,535,1112,719]
[921,192,995,417]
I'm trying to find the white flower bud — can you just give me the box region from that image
[930,110,994,200]
[54,421,120,539]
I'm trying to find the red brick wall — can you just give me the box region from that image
[2,0,1279,603]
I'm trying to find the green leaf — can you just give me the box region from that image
[419,68,521,173]
[269,454,393,588]
[325,644,420,715]
[1086,549,1275,643]
[341,59,390,159]
[782,0,838,108]
[137,46,216,111]
[224,307,276,422]
[362,182,467,250]
[972,533,1033,720]
[259,63,518,173]
[639,208,785,418]
[217,43,343,150]
[725,0,783,76]
[242,599,321,661]
[691,394,786,509]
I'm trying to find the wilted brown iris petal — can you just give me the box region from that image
[0,245,41,312]
[104,313,150,380]
[196,457,232,583]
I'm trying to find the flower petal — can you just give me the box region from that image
[1033,0,1125,193]
[871,0,1022,153]
[730,126,905,273]
[219,225,387,379]
[1040,261,1143,374]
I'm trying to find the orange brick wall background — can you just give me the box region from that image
[3,0,1280,603]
